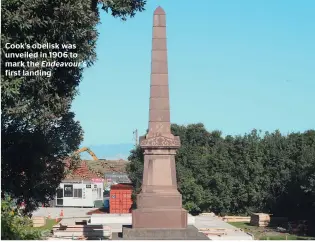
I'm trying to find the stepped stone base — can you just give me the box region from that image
[132,208,187,229]
[122,225,209,240]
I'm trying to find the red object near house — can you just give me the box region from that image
[109,184,133,214]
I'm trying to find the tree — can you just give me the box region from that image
[1,195,42,240]
[276,130,315,220]
[173,124,215,214]
[126,146,144,208]
[126,123,315,224]
[1,0,146,213]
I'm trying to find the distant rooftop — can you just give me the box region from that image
[65,160,99,180]
[104,172,131,184]
[85,159,128,176]
[64,158,128,180]
[111,184,133,190]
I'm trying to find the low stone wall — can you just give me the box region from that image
[89,213,195,225]
[53,224,112,239]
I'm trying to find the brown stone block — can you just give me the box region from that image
[122,225,210,240]
[143,157,173,186]
[132,208,188,229]
[152,39,167,51]
[148,122,170,134]
[152,50,167,62]
[141,184,178,192]
[150,97,169,110]
[153,27,166,39]
[153,15,166,27]
[142,147,177,155]
[151,61,168,74]
[137,192,182,208]
[151,74,168,86]
[150,86,169,98]
[149,110,170,122]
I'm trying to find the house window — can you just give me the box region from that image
[74,188,82,198]
[86,185,91,188]
[94,184,97,188]
[56,188,63,198]
[64,185,73,197]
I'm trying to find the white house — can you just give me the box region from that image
[55,178,104,207]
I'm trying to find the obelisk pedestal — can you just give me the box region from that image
[122,6,209,240]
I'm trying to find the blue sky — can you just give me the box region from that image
[72,0,315,146]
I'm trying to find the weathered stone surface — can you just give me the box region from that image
[152,50,167,62]
[149,109,170,122]
[146,122,171,134]
[150,86,169,98]
[153,6,165,16]
[140,135,180,148]
[152,27,167,39]
[153,15,166,27]
[137,192,182,208]
[151,74,168,85]
[150,98,169,110]
[122,225,209,240]
[151,61,168,74]
[152,39,167,50]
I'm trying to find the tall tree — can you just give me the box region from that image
[126,124,315,223]
[1,0,146,213]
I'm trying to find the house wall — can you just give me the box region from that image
[55,180,104,207]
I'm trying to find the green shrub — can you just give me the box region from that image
[1,195,42,240]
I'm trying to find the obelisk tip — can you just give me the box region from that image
[154,6,165,15]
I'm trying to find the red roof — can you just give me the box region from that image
[110,184,133,190]
[65,160,99,180]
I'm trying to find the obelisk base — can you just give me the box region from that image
[122,225,210,240]
[132,208,187,229]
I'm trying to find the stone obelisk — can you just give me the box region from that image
[132,6,188,229]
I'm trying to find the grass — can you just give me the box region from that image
[229,222,315,240]
[40,218,60,230]
[32,218,60,233]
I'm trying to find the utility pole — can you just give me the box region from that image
[133,129,138,146]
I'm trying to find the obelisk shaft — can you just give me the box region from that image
[148,7,171,136]
[132,7,188,229]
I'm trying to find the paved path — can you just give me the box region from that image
[195,215,236,229]
[195,215,253,240]
[32,207,92,218]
